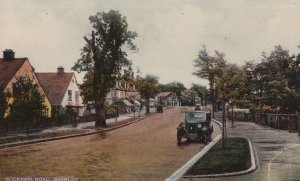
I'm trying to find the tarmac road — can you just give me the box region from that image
[0,107,220,181]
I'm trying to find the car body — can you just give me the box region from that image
[177,111,213,143]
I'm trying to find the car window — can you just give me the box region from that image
[186,112,206,120]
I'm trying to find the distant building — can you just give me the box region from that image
[155,92,179,107]
[0,49,52,117]
[36,67,84,117]
[106,78,141,113]
[107,79,140,102]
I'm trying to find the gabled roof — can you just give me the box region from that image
[0,58,27,90]
[156,92,176,97]
[36,72,74,106]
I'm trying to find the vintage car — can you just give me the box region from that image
[156,104,163,113]
[177,111,213,143]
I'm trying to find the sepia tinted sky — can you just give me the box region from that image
[1,0,300,87]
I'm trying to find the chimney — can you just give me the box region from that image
[131,72,134,80]
[3,49,15,61]
[57,66,64,73]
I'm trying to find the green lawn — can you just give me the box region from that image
[185,137,251,175]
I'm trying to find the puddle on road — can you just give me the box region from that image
[260,145,283,151]
[255,141,286,144]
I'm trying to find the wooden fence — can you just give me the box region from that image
[227,111,299,132]
[254,113,299,132]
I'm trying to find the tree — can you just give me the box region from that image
[215,63,243,148]
[251,46,296,113]
[0,87,10,121]
[190,83,208,105]
[193,46,225,118]
[135,75,159,114]
[72,10,137,127]
[164,81,186,96]
[9,76,45,135]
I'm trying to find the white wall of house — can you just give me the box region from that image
[61,74,84,116]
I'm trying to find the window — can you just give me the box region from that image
[68,90,72,101]
[43,108,49,117]
[75,91,79,102]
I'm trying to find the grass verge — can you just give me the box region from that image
[0,129,87,145]
[185,137,251,175]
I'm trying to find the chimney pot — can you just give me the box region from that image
[57,66,64,73]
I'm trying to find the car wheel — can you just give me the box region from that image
[177,132,182,143]
[177,135,182,143]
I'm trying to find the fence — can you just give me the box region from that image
[229,112,253,122]
[254,113,299,132]
[228,111,299,132]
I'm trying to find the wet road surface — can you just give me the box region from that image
[0,107,220,181]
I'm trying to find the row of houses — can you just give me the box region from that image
[0,49,142,119]
[1,49,181,120]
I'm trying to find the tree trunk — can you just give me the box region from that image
[222,100,226,149]
[146,98,150,114]
[209,79,215,118]
[95,103,107,127]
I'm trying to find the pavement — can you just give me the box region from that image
[0,107,158,149]
[181,119,300,181]
[41,107,156,133]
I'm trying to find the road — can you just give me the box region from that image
[0,107,220,181]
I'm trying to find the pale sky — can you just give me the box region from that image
[1,0,300,88]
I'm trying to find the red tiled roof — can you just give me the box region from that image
[36,72,74,106]
[0,58,27,90]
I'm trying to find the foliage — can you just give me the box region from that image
[72,10,137,127]
[0,87,10,121]
[190,83,208,104]
[193,46,225,117]
[135,75,159,113]
[158,81,186,96]
[9,76,46,134]
[239,46,299,113]
[215,63,243,103]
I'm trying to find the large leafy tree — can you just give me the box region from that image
[72,10,137,127]
[193,46,225,118]
[9,76,45,135]
[135,75,159,114]
[252,46,295,113]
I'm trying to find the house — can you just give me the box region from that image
[155,92,179,107]
[36,67,84,117]
[0,49,52,117]
[106,78,141,113]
